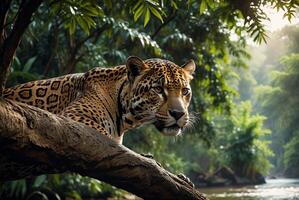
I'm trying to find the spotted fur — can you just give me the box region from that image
[3,56,196,144]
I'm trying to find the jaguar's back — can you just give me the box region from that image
[3,73,85,114]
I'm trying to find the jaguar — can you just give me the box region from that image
[3,56,196,144]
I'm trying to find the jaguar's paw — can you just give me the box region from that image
[177,173,194,188]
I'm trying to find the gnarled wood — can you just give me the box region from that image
[0,98,208,200]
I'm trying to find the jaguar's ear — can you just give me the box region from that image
[181,59,196,76]
[126,56,148,83]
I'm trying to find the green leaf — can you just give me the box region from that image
[84,16,96,27]
[84,5,104,17]
[70,6,76,15]
[134,4,145,21]
[23,56,37,72]
[200,0,207,14]
[170,0,178,9]
[76,16,90,34]
[133,0,143,11]
[206,0,215,9]
[69,19,76,35]
[33,175,47,187]
[139,35,145,46]
[67,191,82,200]
[90,182,102,193]
[149,6,164,22]
[13,56,21,70]
[144,8,150,26]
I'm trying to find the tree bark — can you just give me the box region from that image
[0,0,43,96]
[0,98,208,200]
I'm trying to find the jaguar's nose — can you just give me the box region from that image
[169,110,185,120]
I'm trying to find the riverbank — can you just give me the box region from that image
[190,166,265,188]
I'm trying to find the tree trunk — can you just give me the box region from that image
[0,98,208,200]
[0,0,43,96]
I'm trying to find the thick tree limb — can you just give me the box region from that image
[0,98,208,200]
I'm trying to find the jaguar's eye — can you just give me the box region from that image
[182,88,190,96]
[153,86,163,94]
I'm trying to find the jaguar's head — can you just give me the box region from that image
[125,56,195,136]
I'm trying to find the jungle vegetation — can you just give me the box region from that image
[0,0,298,199]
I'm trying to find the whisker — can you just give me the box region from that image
[183,112,200,132]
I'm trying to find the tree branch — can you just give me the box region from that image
[62,24,109,74]
[43,21,59,76]
[0,0,11,46]
[0,0,43,96]
[151,11,177,39]
[0,98,208,200]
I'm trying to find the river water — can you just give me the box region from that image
[200,178,299,200]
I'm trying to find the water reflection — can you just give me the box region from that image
[201,179,299,200]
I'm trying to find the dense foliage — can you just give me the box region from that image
[1,0,297,199]
[234,24,299,178]
[260,52,299,177]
